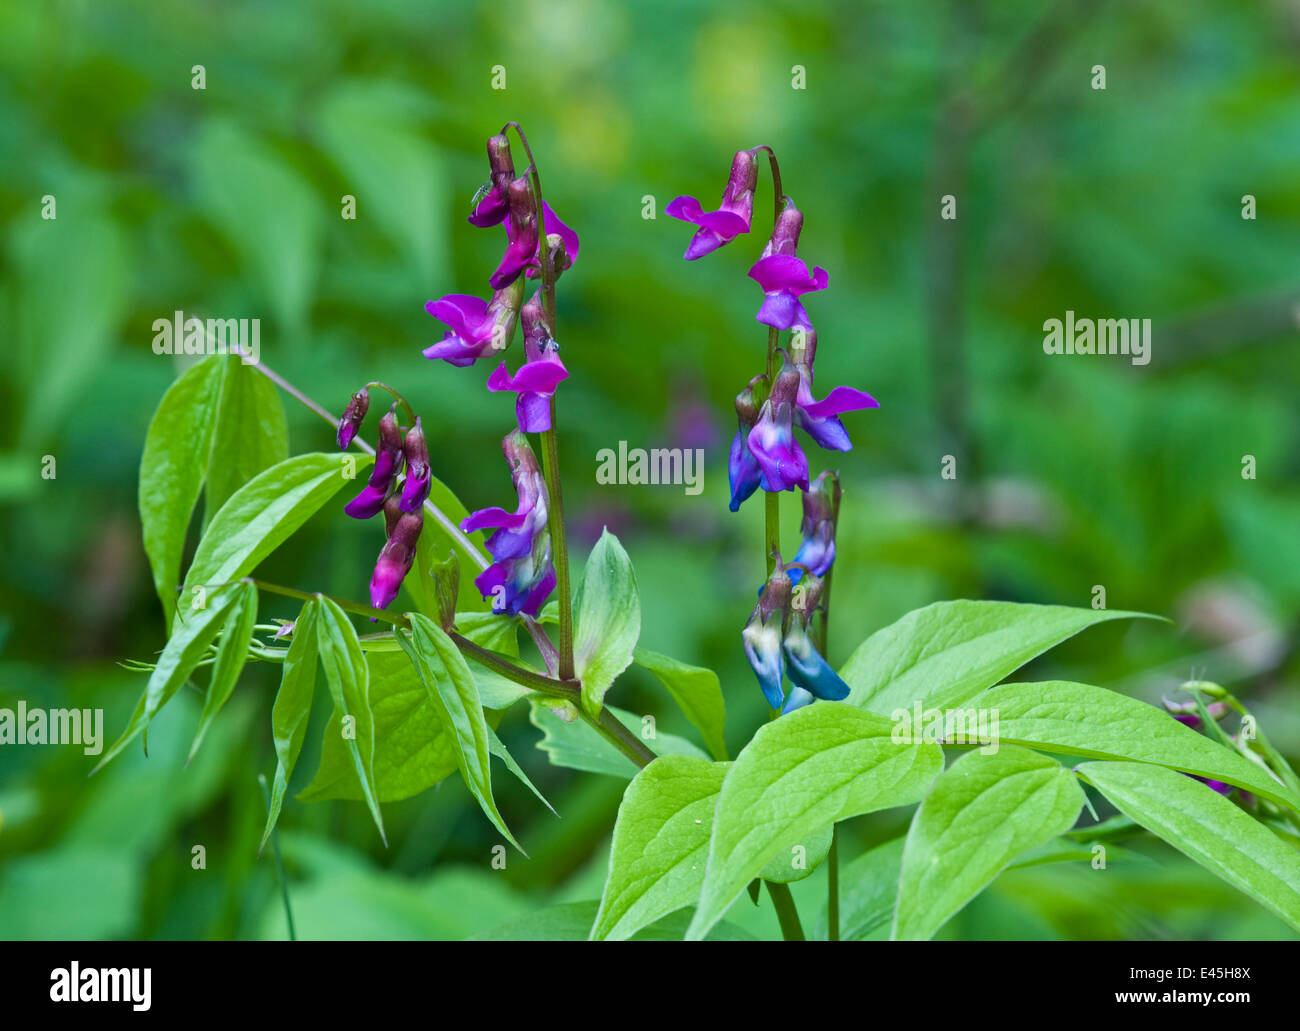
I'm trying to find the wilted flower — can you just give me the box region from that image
[728,375,767,512]
[666,149,758,260]
[788,471,839,587]
[746,353,809,494]
[487,291,569,433]
[780,576,849,713]
[345,404,404,519]
[742,566,792,710]
[336,387,370,450]
[399,417,431,511]
[461,430,556,616]
[370,494,422,609]
[423,278,525,367]
[467,134,516,228]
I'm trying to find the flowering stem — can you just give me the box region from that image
[364,381,417,424]
[766,881,805,941]
[244,354,490,574]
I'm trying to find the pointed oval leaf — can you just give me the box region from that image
[397,613,520,851]
[841,601,1160,714]
[261,599,321,850]
[188,580,259,761]
[634,648,727,761]
[979,680,1300,811]
[1079,760,1300,932]
[592,755,728,941]
[573,530,641,716]
[205,357,289,523]
[892,746,1085,940]
[687,703,944,940]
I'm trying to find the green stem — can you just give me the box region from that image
[539,418,575,681]
[257,773,296,941]
[764,491,781,576]
[827,825,840,941]
[364,380,417,424]
[766,880,806,941]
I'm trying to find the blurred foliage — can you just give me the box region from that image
[1,0,1298,939]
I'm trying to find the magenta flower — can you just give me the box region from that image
[371,498,422,609]
[490,177,541,289]
[399,418,430,512]
[423,278,524,367]
[749,255,828,332]
[746,357,809,494]
[344,405,404,519]
[667,149,758,260]
[487,291,569,433]
[336,388,370,450]
[728,375,766,512]
[528,202,580,280]
[462,431,555,616]
[467,134,516,228]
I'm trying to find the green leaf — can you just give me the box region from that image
[177,452,371,625]
[573,530,641,716]
[94,583,246,772]
[817,837,904,941]
[138,357,224,622]
[204,357,288,525]
[687,703,943,940]
[409,474,492,615]
[396,613,520,851]
[892,746,1085,940]
[261,599,320,850]
[187,580,258,762]
[759,823,834,883]
[315,598,385,843]
[978,680,1300,811]
[529,700,706,779]
[841,600,1160,714]
[1080,761,1300,932]
[470,901,754,941]
[486,725,555,815]
[300,649,461,804]
[454,610,520,658]
[633,648,727,761]
[592,755,728,941]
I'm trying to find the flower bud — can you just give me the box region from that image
[399,417,431,512]
[468,134,517,227]
[743,566,793,710]
[370,507,423,609]
[728,374,769,512]
[344,404,404,519]
[490,177,541,289]
[790,471,840,585]
[761,198,804,259]
[337,388,370,450]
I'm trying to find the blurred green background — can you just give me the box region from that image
[2,0,1298,940]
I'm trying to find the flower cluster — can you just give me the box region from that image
[670,150,873,713]
[742,564,850,715]
[335,391,432,609]
[418,131,584,614]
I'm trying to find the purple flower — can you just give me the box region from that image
[461,430,556,617]
[794,363,878,452]
[423,278,525,367]
[748,255,828,332]
[788,472,839,587]
[467,134,517,228]
[746,356,808,494]
[344,405,404,519]
[528,202,581,280]
[399,417,431,512]
[742,568,792,710]
[490,177,541,289]
[728,375,766,512]
[761,199,804,259]
[371,497,422,609]
[667,149,758,260]
[336,388,369,450]
[487,291,569,433]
